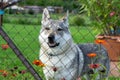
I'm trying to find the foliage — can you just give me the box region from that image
[79,0,120,35]
[71,15,86,26]
[28,9,34,15]
[19,0,79,11]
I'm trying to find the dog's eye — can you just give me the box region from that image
[45,27,50,30]
[57,28,63,31]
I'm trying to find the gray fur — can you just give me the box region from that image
[78,43,110,78]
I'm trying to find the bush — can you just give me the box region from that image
[19,0,79,12]
[71,15,85,26]
[28,9,34,15]
[79,0,120,35]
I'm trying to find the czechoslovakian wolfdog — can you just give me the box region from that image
[39,8,110,80]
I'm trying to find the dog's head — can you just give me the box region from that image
[39,8,73,54]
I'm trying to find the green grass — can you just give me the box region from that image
[0,14,119,80]
[0,23,44,79]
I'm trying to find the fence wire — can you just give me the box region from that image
[0,0,120,80]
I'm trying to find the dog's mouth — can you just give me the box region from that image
[47,42,60,48]
[47,35,60,48]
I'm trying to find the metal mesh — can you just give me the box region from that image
[0,0,120,80]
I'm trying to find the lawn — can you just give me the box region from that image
[0,23,42,79]
[0,14,119,80]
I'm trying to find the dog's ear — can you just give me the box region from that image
[61,10,69,27]
[41,8,50,24]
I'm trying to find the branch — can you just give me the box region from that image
[2,0,22,10]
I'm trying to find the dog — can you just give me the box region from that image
[39,8,110,80]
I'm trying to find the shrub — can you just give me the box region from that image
[71,15,85,26]
[28,9,34,15]
[79,0,120,35]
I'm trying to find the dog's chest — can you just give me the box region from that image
[40,45,84,80]
[40,51,76,67]
[42,54,78,80]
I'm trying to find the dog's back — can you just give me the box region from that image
[78,43,110,78]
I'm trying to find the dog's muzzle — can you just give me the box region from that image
[47,35,59,48]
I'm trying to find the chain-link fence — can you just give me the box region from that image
[0,0,120,80]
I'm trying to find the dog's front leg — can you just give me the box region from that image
[43,67,55,80]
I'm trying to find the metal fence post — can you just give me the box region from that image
[0,1,3,26]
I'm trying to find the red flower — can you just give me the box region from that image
[89,64,100,69]
[110,11,115,17]
[87,53,97,58]
[95,39,106,44]
[1,44,9,50]
[52,67,57,72]
[33,60,45,67]
[2,71,8,77]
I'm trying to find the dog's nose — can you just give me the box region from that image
[48,35,55,43]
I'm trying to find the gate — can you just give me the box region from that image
[0,0,42,80]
